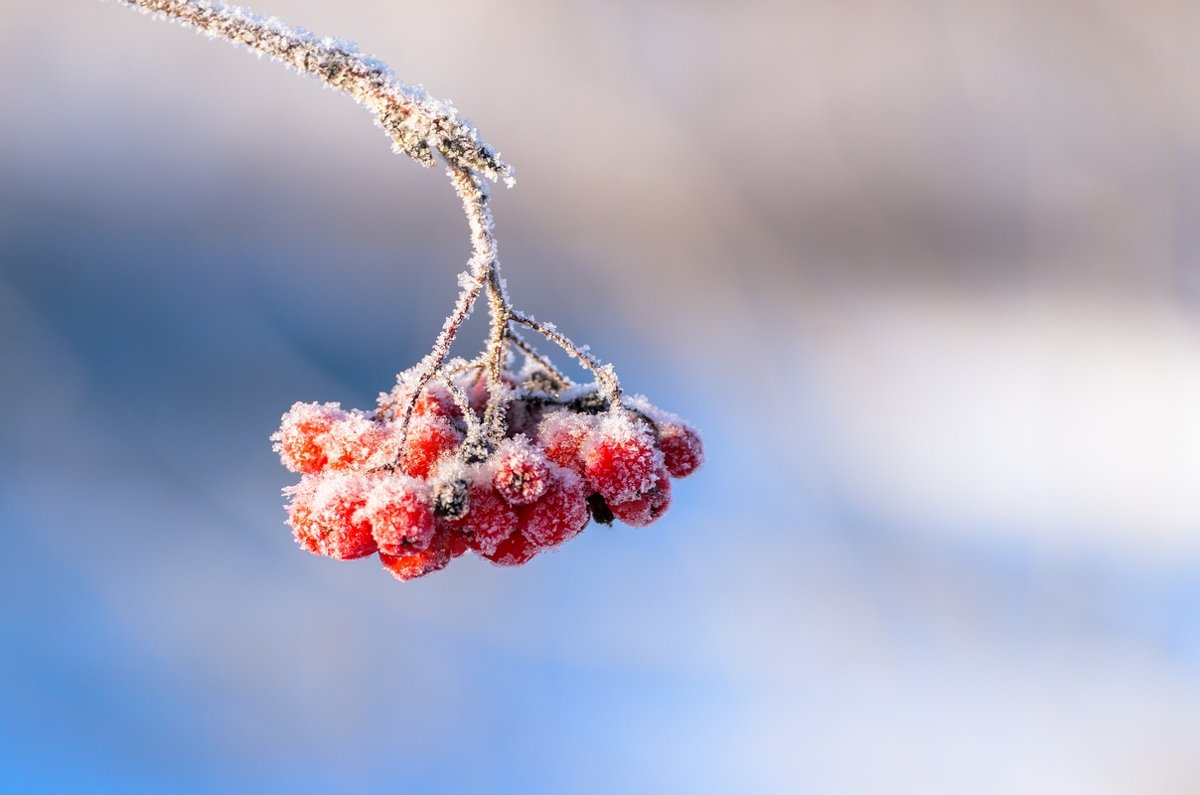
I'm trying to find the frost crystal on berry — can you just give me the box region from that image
[284,476,324,554]
[536,410,596,473]
[656,423,704,479]
[580,413,663,503]
[519,465,590,547]
[380,546,450,582]
[304,473,378,560]
[450,483,519,556]
[325,411,394,471]
[399,417,462,479]
[112,0,706,582]
[273,401,346,474]
[492,437,551,506]
[364,476,436,554]
[479,528,541,567]
[610,468,673,528]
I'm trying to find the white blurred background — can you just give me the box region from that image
[2,1,1199,792]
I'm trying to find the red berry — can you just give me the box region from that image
[364,476,436,555]
[273,402,345,474]
[536,410,595,472]
[325,412,394,471]
[448,484,518,556]
[379,544,450,581]
[580,414,662,503]
[478,528,541,567]
[290,474,377,560]
[400,417,462,478]
[658,422,703,478]
[609,468,672,527]
[415,382,461,419]
[388,381,462,421]
[437,522,471,558]
[518,465,590,547]
[492,438,551,506]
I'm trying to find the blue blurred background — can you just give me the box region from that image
[3,1,1200,792]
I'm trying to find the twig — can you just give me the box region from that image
[116,0,512,184]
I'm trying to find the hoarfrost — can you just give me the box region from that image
[115,0,513,184]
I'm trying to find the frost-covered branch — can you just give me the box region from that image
[507,330,572,389]
[116,0,512,184]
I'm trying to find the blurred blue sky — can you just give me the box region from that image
[2,1,1200,792]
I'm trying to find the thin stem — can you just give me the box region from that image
[507,330,573,388]
[509,311,622,407]
[396,168,497,447]
[479,271,512,445]
[446,168,512,448]
[433,370,481,443]
[444,357,484,379]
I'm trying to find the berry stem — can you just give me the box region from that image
[395,167,498,450]
[508,311,622,408]
[506,330,573,389]
[433,371,481,442]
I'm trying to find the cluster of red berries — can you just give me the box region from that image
[272,370,703,581]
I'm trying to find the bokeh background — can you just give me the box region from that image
[3,1,1199,792]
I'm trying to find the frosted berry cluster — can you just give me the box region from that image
[120,0,711,581]
[273,367,702,580]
